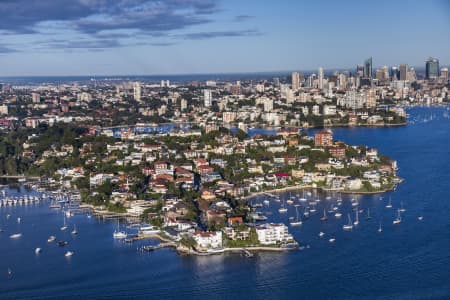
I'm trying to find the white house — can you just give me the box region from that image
[193,231,223,249]
[255,223,293,245]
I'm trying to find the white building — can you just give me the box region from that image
[204,89,212,107]
[133,82,141,102]
[323,105,336,116]
[193,231,223,249]
[255,223,293,245]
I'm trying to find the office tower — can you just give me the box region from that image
[291,72,300,90]
[376,66,390,82]
[426,57,440,80]
[440,68,448,81]
[264,98,273,112]
[273,77,280,87]
[180,99,187,111]
[318,67,324,89]
[204,89,212,107]
[364,57,373,79]
[391,67,399,81]
[133,82,141,102]
[32,92,41,103]
[399,64,408,81]
[356,65,364,77]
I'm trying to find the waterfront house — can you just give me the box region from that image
[193,231,223,249]
[255,223,293,245]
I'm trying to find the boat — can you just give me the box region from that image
[386,197,393,209]
[47,235,56,242]
[278,199,288,213]
[334,212,342,218]
[303,207,310,219]
[263,200,270,206]
[60,214,68,231]
[353,208,359,226]
[35,247,42,254]
[299,190,307,202]
[17,217,21,224]
[7,268,12,278]
[319,231,325,237]
[9,233,22,239]
[378,222,383,233]
[417,216,424,221]
[399,201,406,213]
[343,214,353,231]
[65,251,74,257]
[329,238,336,243]
[58,241,68,247]
[71,224,78,235]
[320,209,328,222]
[113,220,127,239]
[393,209,402,225]
[366,208,372,220]
[286,199,294,205]
[290,206,302,226]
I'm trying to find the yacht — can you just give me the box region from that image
[366,208,372,220]
[319,231,325,237]
[35,247,42,254]
[343,214,353,231]
[71,225,78,235]
[399,201,406,213]
[9,233,22,239]
[289,206,302,226]
[353,209,359,226]
[393,209,402,225]
[113,220,127,239]
[378,222,383,233]
[417,216,424,221]
[263,199,270,206]
[329,238,336,243]
[278,199,288,213]
[65,251,74,257]
[320,209,328,222]
[334,212,342,218]
[60,214,68,231]
[47,235,56,243]
[386,197,393,209]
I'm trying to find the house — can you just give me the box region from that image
[329,145,346,159]
[223,226,251,241]
[193,231,223,249]
[227,216,244,226]
[255,223,293,245]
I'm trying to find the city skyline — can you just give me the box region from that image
[0,0,449,76]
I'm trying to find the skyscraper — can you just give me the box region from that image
[204,89,212,107]
[399,64,408,81]
[133,82,141,102]
[291,72,300,90]
[318,67,324,89]
[390,66,399,81]
[425,57,440,80]
[364,57,372,79]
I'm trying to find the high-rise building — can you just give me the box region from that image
[364,57,373,79]
[291,72,300,90]
[180,99,187,111]
[399,64,408,81]
[425,57,440,80]
[273,77,280,87]
[264,98,273,112]
[204,89,212,107]
[376,66,390,82]
[390,67,399,81]
[133,82,141,102]
[318,67,324,89]
[440,68,448,82]
[32,92,41,103]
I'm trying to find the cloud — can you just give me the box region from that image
[0,45,19,53]
[0,0,218,35]
[234,15,254,22]
[180,29,262,40]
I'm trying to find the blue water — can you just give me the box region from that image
[1,107,449,299]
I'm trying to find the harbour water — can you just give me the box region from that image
[1,106,449,299]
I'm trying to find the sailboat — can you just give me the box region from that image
[353,208,359,226]
[365,208,372,220]
[334,212,342,218]
[71,224,78,235]
[278,198,288,213]
[113,219,127,239]
[343,213,353,231]
[386,197,393,209]
[393,209,402,225]
[320,209,328,222]
[299,190,307,202]
[290,206,302,226]
[7,268,12,278]
[286,193,294,205]
[60,214,68,231]
[378,221,383,233]
[303,207,310,219]
[399,201,406,213]
[417,216,424,221]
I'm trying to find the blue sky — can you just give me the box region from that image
[0,0,449,76]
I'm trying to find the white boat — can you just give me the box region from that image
[60,214,68,231]
[65,251,74,257]
[319,231,325,237]
[417,216,424,221]
[71,225,78,235]
[378,222,383,233]
[17,217,21,224]
[353,209,359,226]
[278,199,288,213]
[113,220,127,239]
[47,235,56,242]
[286,199,294,205]
[263,200,270,206]
[10,233,22,239]
[393,209,402,225]
[140,225,160,235]
[329,238,336,243]
[335,212,342,218]
[343,214,353,231]
[399,201,406,213]
[35,247,42,254]
[290,206,302,226]
[386,197,393,209]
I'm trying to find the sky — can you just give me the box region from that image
[0,0,449,76]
